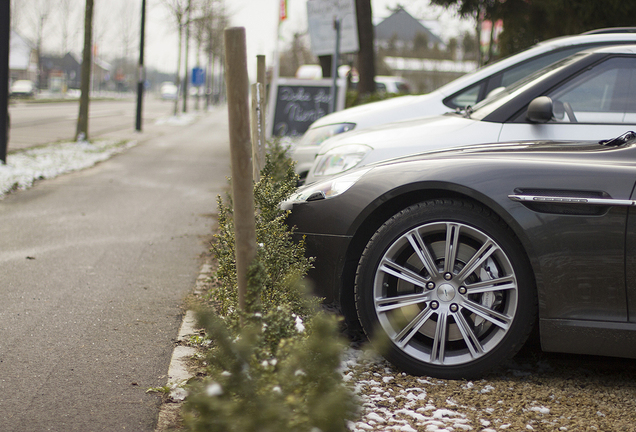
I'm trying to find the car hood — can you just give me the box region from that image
[305,113,505,183]
[309,90,447,130]
[316,113,505,160]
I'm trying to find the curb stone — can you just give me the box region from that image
[154,261,214,431]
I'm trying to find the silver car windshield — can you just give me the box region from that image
[468,53,587,121]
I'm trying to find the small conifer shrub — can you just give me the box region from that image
[210,139,318,329]
[183,140,359,431]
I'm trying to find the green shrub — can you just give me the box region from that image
[210,139,318,329]
[184,276,356,432]
[183,140,358,431]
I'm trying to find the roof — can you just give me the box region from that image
[41,53,81,71]
[9,30,35,71]
[375,7,443,45]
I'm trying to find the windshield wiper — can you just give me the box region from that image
[599,131,636,147]
[455,106,473,119]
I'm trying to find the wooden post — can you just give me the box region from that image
[251,55,267,181]
[224,27,257,315]
[255,55,266,172]
[251,82,265,181]
[256,55,266,88]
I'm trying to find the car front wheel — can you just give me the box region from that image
[355,199,536,379]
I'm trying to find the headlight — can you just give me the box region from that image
[299,123,356,146]
[312,144,372,177]
[287,168,372,203]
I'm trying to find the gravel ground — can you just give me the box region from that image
[343,340,636,432]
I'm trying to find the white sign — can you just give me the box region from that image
[307,0,359,56]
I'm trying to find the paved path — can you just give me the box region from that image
[0,108,230,431]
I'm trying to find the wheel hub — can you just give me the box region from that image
[437,283,456,302]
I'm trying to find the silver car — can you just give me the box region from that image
[294,29,636,181]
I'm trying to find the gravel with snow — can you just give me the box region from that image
[342,343,636,431]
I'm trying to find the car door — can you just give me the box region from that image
[626,184,636,323]
[498,56,636,142]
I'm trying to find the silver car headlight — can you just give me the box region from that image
[312,144,372,177]
[287,168,372,203]
[299,123,356,146]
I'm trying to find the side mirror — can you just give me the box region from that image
[526,96,554,123]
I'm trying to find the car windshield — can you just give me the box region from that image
[467,53,588,121]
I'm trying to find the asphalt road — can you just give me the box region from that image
[0,107,230,431]
[7,95,194,151]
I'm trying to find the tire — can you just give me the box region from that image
[355,199,537,379]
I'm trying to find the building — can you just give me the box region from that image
[375,7,444,51]
[41,53,82,92]
[374,7,477,93]
[39,53,112,93]
[9,30,37,83]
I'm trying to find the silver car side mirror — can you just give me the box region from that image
[526,96,554,123]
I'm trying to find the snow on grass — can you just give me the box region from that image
[0,138,136,199]
[0,113,200,200]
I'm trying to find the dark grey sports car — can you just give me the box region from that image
[283,131,636,379]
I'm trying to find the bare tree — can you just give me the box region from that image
[24,0,53,88]
[10,0,24,30]
[57,0,80,55]
[118,1,138,61]
[94,3,114,50]
[181,0,233,112]
[193,0,228,107]
[279,33,316,77]
[76,0,94,141]
[182,0,191,113]
[163,0,190,116]
[355,0,376,94]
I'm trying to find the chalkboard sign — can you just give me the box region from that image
[268,78,346,138]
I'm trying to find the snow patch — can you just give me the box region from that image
[0,139,136,199]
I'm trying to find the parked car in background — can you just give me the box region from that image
[159,81,178,100]
[304,44,636,184]
[9,80,36,98]
[292,29,636,181]
[349,76,411,94]
[284,131,636,378]
[189,86,204,97]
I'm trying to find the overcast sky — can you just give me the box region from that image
[15,0,473,79]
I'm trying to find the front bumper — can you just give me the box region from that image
[291,230,351,305]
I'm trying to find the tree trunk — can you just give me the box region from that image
[76,0,93,141]
[182,0,191,113]
[319,55,332,78]
[355,0,375,94]
[0,0,9,163]
[476,11,484,67]
[174,23,183,116]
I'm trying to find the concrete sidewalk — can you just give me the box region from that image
[0,107,230,431]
